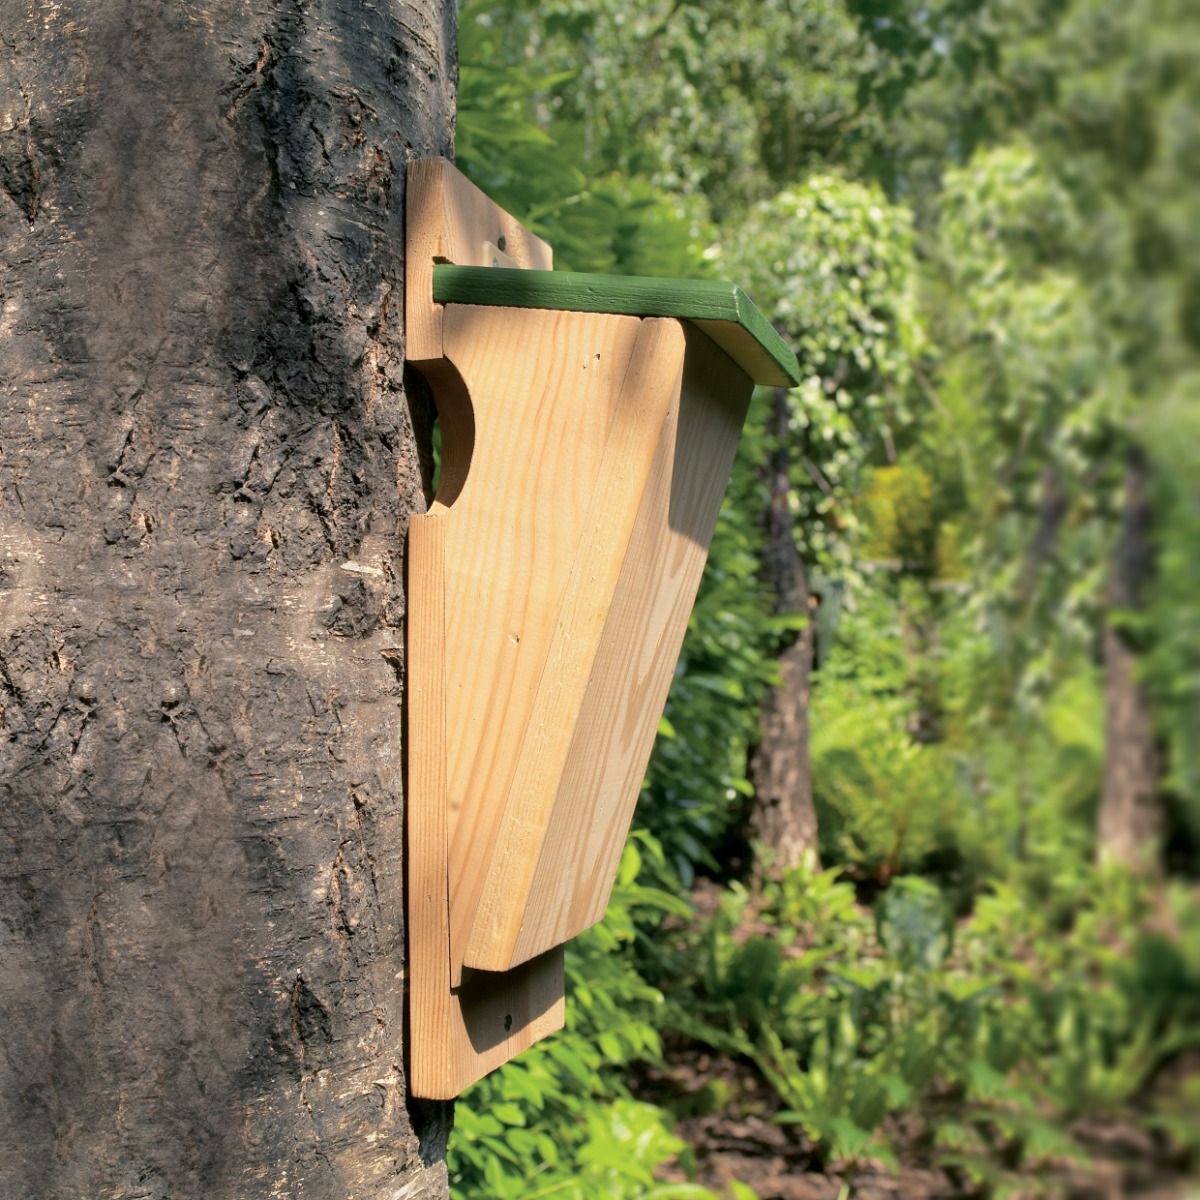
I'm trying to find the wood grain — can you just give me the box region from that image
[460,318,687,971]
[405,159,566,1099]
[505,328,753,963]
[405,157,756,1094]
[407,516,566,1100]
[406,159,552,366]
[432,313,753,974]
[436,304,647,981]
[407,513,453,1091]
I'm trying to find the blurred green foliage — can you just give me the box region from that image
[718,176,923,568]
[444,0,1200,1193]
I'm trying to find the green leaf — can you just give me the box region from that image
[491,1103,528,1127]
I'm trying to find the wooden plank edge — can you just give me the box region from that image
[407,516,568,1098]
[406,513,453,1097]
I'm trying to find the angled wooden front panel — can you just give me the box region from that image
[433,306,687,983]
[456,317,689,972]
[462,328,754,972]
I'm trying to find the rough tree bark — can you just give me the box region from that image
[749,386,820,874]
[0,2,454,1196]
[1097,446,1163,871]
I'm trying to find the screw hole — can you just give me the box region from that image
[503,1013,513,1032]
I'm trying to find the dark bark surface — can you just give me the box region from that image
[749,386,820,874]
[0,2,454,1196]
[1098,447,1162,871]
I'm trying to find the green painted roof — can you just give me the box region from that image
[432,265,800,388]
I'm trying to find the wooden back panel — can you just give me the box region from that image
[405,158,552,366]
[406,158,564,1099]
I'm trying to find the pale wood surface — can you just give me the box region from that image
[436,305,653,979]
[407,512,451,1071]
[407,513,566,1099]
[405,158,552,366]
[433,313,753,974]
[498,328,753,966]
[405,157,753,1094]
[406,159,563,1099]
[460,318,687,971]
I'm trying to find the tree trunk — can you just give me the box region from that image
[0,3,454,1196]
[1097,446,1162,871]
[749,386,820,874]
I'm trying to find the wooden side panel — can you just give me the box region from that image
[504,330,754,967]
[407,514,565,1099]
[437,305,646,984]
[406,158,553,365]
[460,319,688,972]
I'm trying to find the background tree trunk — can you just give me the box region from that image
[749,386,820,874]
[0,2,454,1196]
[1097,446,1162,871]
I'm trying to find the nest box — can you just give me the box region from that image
[405,158,799,1098]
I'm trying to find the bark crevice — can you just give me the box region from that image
[0,1,455,1196]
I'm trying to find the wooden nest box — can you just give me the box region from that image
[405,158,798,1098]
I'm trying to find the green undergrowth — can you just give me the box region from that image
[450,838,1200,1199]
[444,0,1200,1193]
